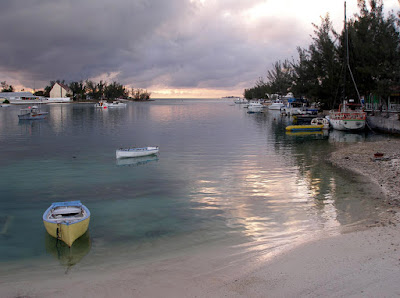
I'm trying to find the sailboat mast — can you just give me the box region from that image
[343,1,347,101]
[344,1,361,102]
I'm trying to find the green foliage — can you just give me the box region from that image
[131,88,151,100]
[33,90,45,96]
[40,79,137,100]
[246,1,400,108]
[244,77,270,99]
[1,81,14,92]
[69,81,86,100]
[266,60,294,95]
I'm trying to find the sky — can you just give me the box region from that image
[0,0,399,98]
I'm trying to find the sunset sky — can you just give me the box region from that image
[0,0,398,98]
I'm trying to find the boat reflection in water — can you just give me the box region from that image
[116,155,159,167]
[45,230,91,273]
[328,129,366,143]
[286,130,329,138]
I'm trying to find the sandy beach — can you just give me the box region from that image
[2,139,400,297]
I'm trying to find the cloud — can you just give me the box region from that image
[0,0,398,96]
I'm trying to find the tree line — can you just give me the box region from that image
[1,79,151,101]
[244,0,400,109]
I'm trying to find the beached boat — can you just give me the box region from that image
[43,201,90,247]
[116,146,159,159]
[108,101,127,108]
[285,124,324,132]
[311,117,330,129]
[18,105,48,120]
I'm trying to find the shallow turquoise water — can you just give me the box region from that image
[0,99,389,275]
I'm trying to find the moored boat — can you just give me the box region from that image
[268,99,285,110]
[43,201,90,247]
[108,101,127,108]
[234,98,248,104]
[247,102,264,113]
[94,100,109,108]
[328,100,366,131]
[116,146,159,159]
[310,117,330,129]
[18,105,48,120]
[329,3,366,132]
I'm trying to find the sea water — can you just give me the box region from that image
[0,99,389,276]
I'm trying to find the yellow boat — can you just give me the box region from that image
[43,201,90,247]
[285,124,324,132]
[286,131,324,136]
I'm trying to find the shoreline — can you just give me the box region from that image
[2,139,400,297]
[329,138,400,208]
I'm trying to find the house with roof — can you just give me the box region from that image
[50,82,72,98]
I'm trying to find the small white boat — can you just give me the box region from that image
[18,106,48,120]
[311,117,330,129]
[43,201,90,247]
[94,100,109,108]
[234,98,248,104]
[247,102,264,113]
[108,101,127,108]
[116,146,159,159]
[268,100,285,110]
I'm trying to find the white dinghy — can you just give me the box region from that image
[116,146,159,159]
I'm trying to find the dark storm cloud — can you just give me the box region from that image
[0,0,308,91]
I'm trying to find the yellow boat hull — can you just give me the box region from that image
[43,217,90,247]
[285,124,324,132]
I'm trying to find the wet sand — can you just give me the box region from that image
[2,139,400,297]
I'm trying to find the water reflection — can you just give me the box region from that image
[17,119,48,136]
[116,155,159,167]
[0,99,392,272]
[286,130,329,138]
[329,129,366,143]
[45,231,91,272]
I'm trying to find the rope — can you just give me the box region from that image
[366,118,375,133]
[56,224,62,247]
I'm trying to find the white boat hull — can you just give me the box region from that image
[268,104,285,110]
[116,147,159,159]
[329,119,365,131]
[108,101,127,108]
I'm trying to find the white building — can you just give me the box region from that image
[0,92,46,104]
[49,82,72,102]
[50,82,71,98]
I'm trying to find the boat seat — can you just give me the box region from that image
[52,207,81,215]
